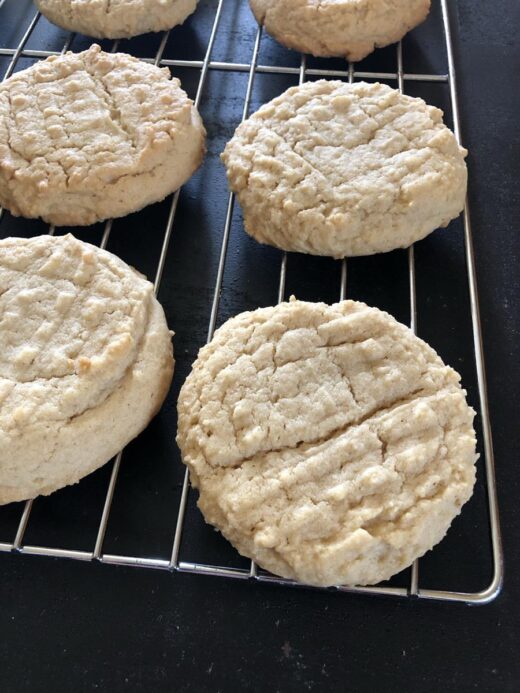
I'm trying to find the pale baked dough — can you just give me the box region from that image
[177,298,477,587]
[35,0,198,39]
[0,234,174,505]
[222,80,467,258]
[0,45,205,226]
[250,0,431,61]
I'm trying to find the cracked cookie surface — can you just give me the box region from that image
[0,234,174,505]
[250,0,431,61]
[35,0,198,39]
[0,44,205,226]
[222,80,467,258]
[177,298,477,586]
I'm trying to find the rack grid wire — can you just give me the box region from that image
[0,0,504,604]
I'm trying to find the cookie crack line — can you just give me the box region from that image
[360,424,451,538]
[83,57,139,154]
[4,91,32,167]
[201,379,454,470]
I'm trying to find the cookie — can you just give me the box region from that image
[0,45,205,226]
[0,234,174,505]
[35,0,198,40]
[222,80,467,258]
[177,298,477,587]
[250,0,431,61]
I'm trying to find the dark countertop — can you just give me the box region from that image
[1,1,519,690]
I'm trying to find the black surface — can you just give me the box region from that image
[1,0,519,690]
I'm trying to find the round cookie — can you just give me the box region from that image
[0,234,174,505]
[35,0,198,40]
[250,0,431,61]
[0,45,205,226]
[177,298,477,587]
[222,80,467,258]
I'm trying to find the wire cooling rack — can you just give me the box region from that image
[0,0,503,603]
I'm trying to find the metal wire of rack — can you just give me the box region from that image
[0,0,503,603]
